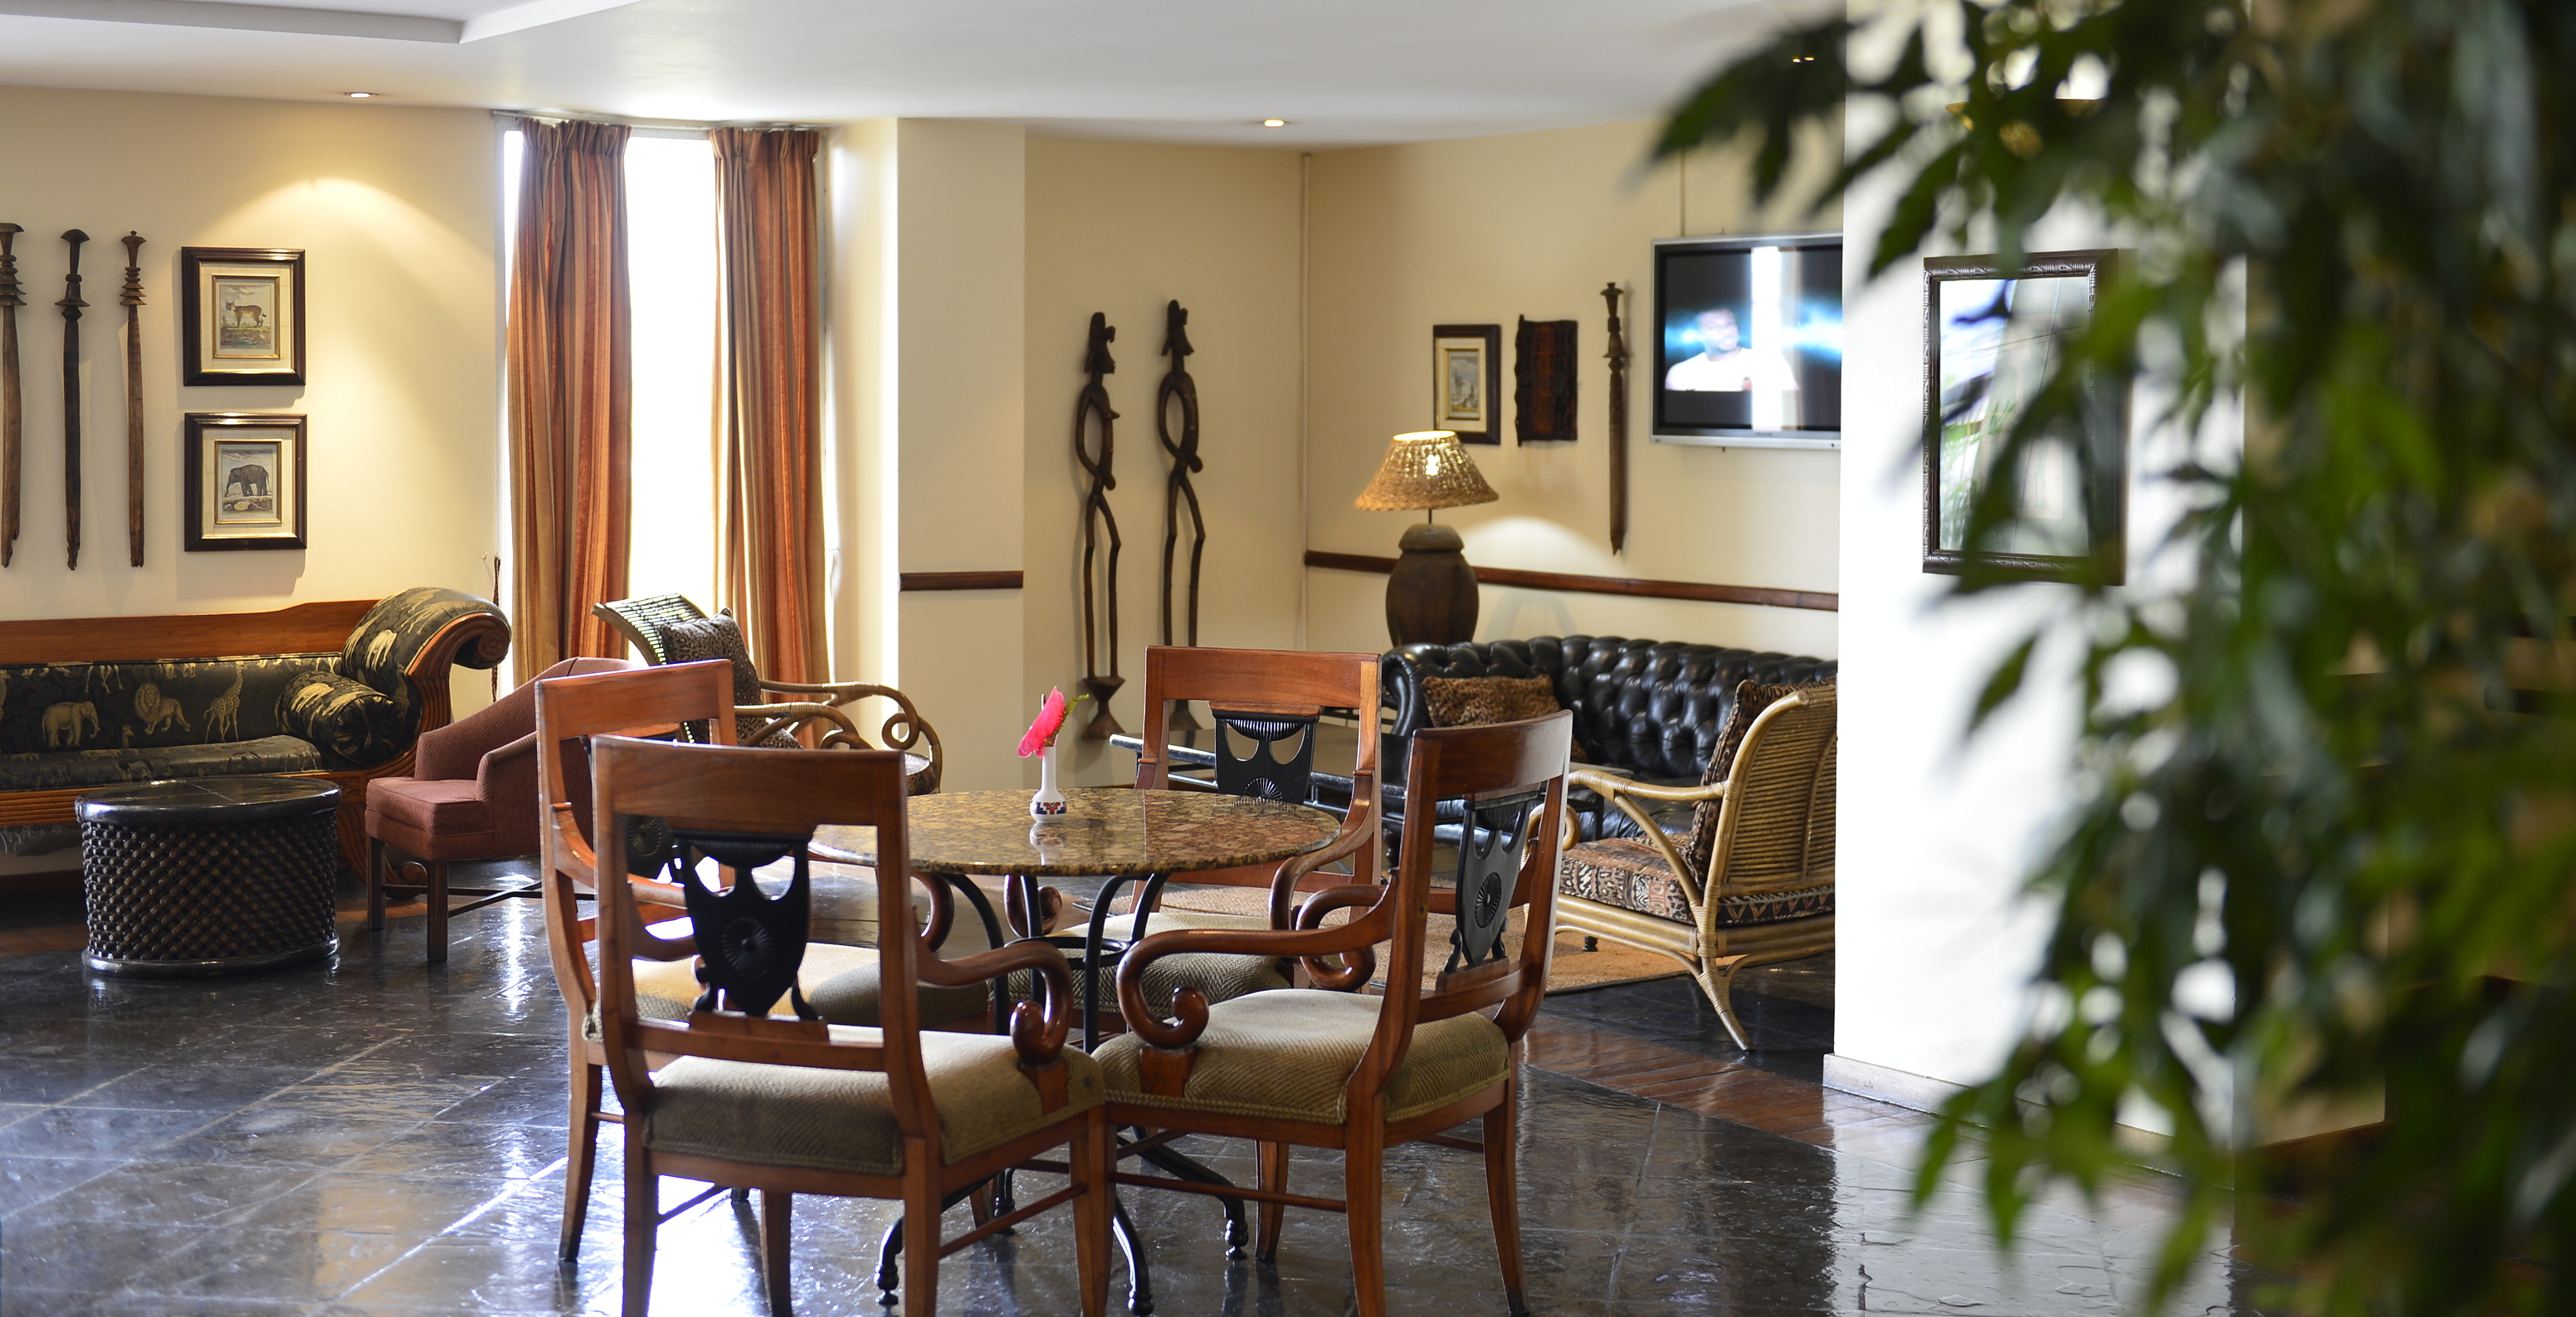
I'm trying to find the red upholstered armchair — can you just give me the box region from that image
[366,656,638,961]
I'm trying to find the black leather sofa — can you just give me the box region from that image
[1374,637,1837,845]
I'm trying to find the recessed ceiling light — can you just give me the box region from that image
[345,90,376,98]
[1261,119,1286,128]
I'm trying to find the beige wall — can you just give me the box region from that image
[1022,138,1305,787]
[1303,119,1842,660]
[0,85,500,633]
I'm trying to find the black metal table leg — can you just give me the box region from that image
[1130,1134,1248,1251]
[1111,1189,1155,1315]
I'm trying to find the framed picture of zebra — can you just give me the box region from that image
[183,412,305,551]
[180,247,306,385]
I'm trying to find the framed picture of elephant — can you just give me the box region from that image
[183,412,305,551]
[179,247,305,386]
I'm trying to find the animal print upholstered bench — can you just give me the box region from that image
[0,588,509,877]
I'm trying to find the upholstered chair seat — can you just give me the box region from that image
[1096,988,1506,1126]
[646,1031,1105,1178]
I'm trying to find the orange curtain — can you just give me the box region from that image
[507,118,634,680]
[711,127,827,685]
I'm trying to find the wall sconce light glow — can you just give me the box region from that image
[344,90,376,98]
[1261,119,1286,128]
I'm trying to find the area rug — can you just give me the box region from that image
[1095,881,1684,996]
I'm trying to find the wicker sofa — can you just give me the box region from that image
[0,588,510,875]
[1376,636,1837,845]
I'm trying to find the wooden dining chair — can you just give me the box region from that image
[530,661,992,1263]
[1096,646,1384,1014]
[1095,710,1573,1317]
[589,734,1111,1317]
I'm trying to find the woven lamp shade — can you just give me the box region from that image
[1354,431,1499,512]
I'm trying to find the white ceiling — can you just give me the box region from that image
[0,0,1826,146]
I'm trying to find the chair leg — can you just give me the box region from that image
[1344,1121,1387,1317]
[1254,1141,1289,1261]
[1484,1086,1529,1317]
[1697,954,1754,1050]
[425,860,451,963]
[901,1143,941,1317]
[760,1190,793,1315]
[560,1061,603,1261]
[1071,1110,1112,1317]
[366,837,388,932]
[622,1139,656,1317]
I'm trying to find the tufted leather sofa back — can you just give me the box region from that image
[1383,637,1837,781]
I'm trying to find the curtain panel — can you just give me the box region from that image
[506,118,634,680]
[711,127,827,686]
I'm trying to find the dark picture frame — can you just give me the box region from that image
[1920,248,2127,583]
[1431,324,1502,445]
[180,247,306,386]
[183,412,306,551]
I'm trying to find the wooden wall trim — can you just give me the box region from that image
[1303,550,1837,613]
[0,598,376,666]
[899,571,1025,593]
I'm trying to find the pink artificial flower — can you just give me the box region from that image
[1019,688,1070,758]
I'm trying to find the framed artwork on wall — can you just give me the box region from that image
[1432,324,1502,444]
[183,412,305,551]
[1920,248,2127,583]
[180,247,305,386]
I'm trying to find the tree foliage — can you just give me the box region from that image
[1658,1,2576,1311]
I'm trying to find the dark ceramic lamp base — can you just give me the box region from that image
[1385,520,1480,646]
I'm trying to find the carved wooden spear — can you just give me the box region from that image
[59,229,86,571]
[120,232,143,567]
[0,223,21,568]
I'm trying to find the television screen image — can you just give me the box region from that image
[1652,234,1842,446]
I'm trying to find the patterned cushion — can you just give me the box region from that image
[656,614,796,747]
[1422,674,1559,727]
[643,1029,1103,1175]
[1558,837,1834,927]
[1676,680,1800,874]
[1094,988,1508,1125]
[0,735,322,792]
[1075,908,1292,1016]
[276,671,408,768]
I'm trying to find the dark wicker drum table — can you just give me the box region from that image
[77,777,344,977]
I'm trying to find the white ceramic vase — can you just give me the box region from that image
[1030,740,1067,816]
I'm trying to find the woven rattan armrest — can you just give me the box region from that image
[1567,768,1725,805]
[1564,770,1712,908]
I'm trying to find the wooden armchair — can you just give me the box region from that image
[1095,710,1571,1317]
[1554,682,1837,1050]
[593,593,943,794]
[529,661,991,1264]
[588,734,1109,1317]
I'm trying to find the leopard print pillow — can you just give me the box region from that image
[1422,673,1559,729]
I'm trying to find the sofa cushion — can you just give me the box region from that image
[1094,988,1507,1126]
[0,655,333,756]
[1558,836,1835,927]
[655,614,798,747]
[277,671,409,769]
[1423,673,1557,727]
[643,1030,1103,1175]
[0,736,324,793]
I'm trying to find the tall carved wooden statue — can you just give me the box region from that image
[1073,312,1125,739]
[1156,301,1206,638]
[0,223,21,568]
[1603,281,1631,554]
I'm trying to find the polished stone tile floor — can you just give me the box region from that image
[0,864,2261,1315]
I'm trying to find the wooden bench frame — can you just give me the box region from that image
[0,598,511,884]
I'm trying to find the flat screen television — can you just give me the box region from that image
[1651,232,1842,448]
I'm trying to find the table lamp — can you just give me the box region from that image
[1354,430,1499,646]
